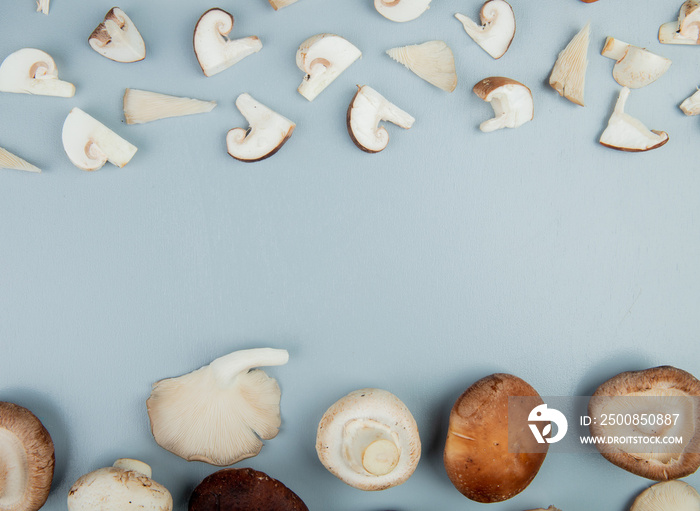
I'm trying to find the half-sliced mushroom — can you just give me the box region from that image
[0,48,75,97]
[226,94,295,162]
[0,146,41,173]
[601,37,671,88]
[386,40,457,92]
[549,23,590,106]
[268,0,299,10]
[62,108,138,171]
[36,0,49,14]
[599,87,668,152]
[88,7,146,63]
[631,481,700,511]
[659,0,700,45]
[346,85,415,153]
[455,0,515,59]
[193,8,262,77]
[374,0,431,23]
[473,77,533,132]
[123,88,216,124]
[296,34,361,101]
[680,89,700,115]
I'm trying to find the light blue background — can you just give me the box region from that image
[1,0,699,509]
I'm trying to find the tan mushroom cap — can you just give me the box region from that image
[0,402,55,511]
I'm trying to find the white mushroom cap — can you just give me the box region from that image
[386,40,457,92]
[193,8,262,77]
[473,77,533,132]
[455,0,515,59]
[296,34,362,101]
[601,37,671,89]
[680,89,700,116]
[549,22,590,106]
[374,0,431,23]
[631,481,700,511]
[316,388,421,491]
[88,8,146,63]
[660,0,700,45]
[147,348,289,466]
[0,146,41,173]
[0,48,75,97]
[123,88,216,124]
[62,108,138,171]
[599,87,668,152]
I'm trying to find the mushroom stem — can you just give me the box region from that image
[112,459,152,478]
[601,37,630,60]
[342,419,401,476]
[209,348,289,386]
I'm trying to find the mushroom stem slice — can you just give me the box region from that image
[268,0,299,10]
[193,8,262,77]
[296,34,362,101]
[549,22,590,106]
[680,89,700,115]
[659,0,700,44]
[89,8,146,62]
[374,0,431,23]
[599,87,668,152]
[455,0,515,59]
[473,77,533,132]
[631,481,700,511]
[0,147,41,173]
[601,37,671,88]
[36,0,49,14]
[0,48,75,97]
[123,89,216,124]
[386,40,457,92]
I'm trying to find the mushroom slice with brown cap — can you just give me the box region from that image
[631,481,700,511]
[62,108,138,171]
[123,89,216,124]
[473,77,533,132]
[36,0,49,15]
[374,0,431,23]
[599,87,669,152]
[89,8,146,63]
[0,146,40,173]
[681,89,700,115]
[347,85,415,153]
[189,468,308,511]
[296,34,361,101]
[455,0,515,59]
[193,8,262,77]
[147,348,289,466]
[588,366,700,480]
[226,94,295,162]
[386,40,457,92]
[601,38,671,89]
[0,402,54,511]
[549,23,590,106]
[268,0,299,10]
[316,388,421,491]
[660,1,700,45]
[0,48,75,97]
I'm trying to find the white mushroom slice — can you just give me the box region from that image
[374,0,431,23]
[147,348,290,465]
[226,94,295,162]
[599,87,668,152]
[455,0,515,59]
[88,8,146,63]
[473,77,533,132]
[386,40,457,92]
[680,89,700,115]
[601,37,671,89]
[268,0,299,10]
[123,88,216,124]
[36,0,49,15]
[62,108,138,171]
[549,23,590,106]
[193,8,262,77]
[631,481,700,511]
[0,146,41,173]
[659,0,700,45]
[297,34,362,101]
[347,85,415,153]
[0,48,75,97]
[67,459,173,511]
[316,389,421,491]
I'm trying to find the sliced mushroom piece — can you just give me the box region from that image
[473,77,533,132]
[526,507,562,511]
[347,85,415,153]
[455,0,515,59]
[193,8,262,77]
[0,48,75,97]
[631,481,700,511]
[0,146,41,173]
[386,40,457,92]
[659,0,700,45]
[599,87,668,152]
[123,88,216,124]
[601,37,671,88]
[589,366,700,479]
[89,7,146,63]
[36,0,49,14]
[0,402,54,511]
[374,0,431,23]
[62,108,138,171]
[680,89,700,115]
[226,94,295,162]
[147,348,289,465]
[296,34,361,101]
[549,23,590,106]
[268,0,299,10]
[316,388,421,491]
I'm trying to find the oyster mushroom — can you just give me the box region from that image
[88,7,146,63]
[123,88,216,124]
[296,34,362,101]
[631,480,700,511]
[386,40,457,92]
[659,0,700,45]
[455,0,515,59]
[374,0,431,23]
[0,402,54,511]
[588,366,700,480]
[193,8,262,77]
[36,0,49,14]
[147,347,289,466]
[0,146,41,173]
[316,388,421,491]
[268,0,299,10]
[549,23,590,106]
[0,48,75,97]
[473,77,533,132]
[680,89,700,115]
[601,37,671,88]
